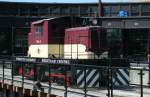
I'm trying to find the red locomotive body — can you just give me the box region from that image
[19,16,107,85]
[64,26,107,59]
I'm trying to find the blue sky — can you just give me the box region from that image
[0,0,129,3]
[0,0,147,3]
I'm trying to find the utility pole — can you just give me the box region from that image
[98,0,102,17]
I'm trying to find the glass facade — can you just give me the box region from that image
[0,3,150,17]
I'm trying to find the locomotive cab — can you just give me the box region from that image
[28,16,84,58]
[64,26,107,59]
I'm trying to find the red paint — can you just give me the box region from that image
[18,67,24,75]
[28,17,107,56]
[65,26,107,55]
[28,17,74,46]
[49,73,71,86]
[28,20,49,47]
[28,68,34,76]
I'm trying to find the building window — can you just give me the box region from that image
[141,5,150,16]
[11,8,19,16]
[110,5,120,16]
[20,8,29,16]
[61,7,70,16]
[80,6,89,16]
[88,6,98,17]
[120,5,129,16]
[70,7,79,16]
[0,7,11,16]
[103,6,110,16]
[0,6,19,16]
[120,5,129,11]
[30,7,38,16]
[39,7,49,16]
[50,7,60,16]
[131,5,139,16]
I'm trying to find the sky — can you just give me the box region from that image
[0,0,140,3]
[0,0,149,3]
[0,0,112,3]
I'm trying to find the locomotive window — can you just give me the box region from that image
[35,25,43,38]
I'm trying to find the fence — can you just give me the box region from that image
[0,57,149,97]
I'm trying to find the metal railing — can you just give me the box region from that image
[0,57,149,97]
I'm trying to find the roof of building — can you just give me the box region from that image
[0,0,150,4]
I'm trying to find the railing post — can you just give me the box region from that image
[110,67,113,97]
[84,68,87,97]
[22,63,24,88]
[2,60,5,97]
[49,64,51,94]
[2,60,4,86]
[140,69,144,97]
[64,66,68,97]
[107,67,110,97]
[33,63,37,81]
[149,62,150,87]
[11,60,14,86]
